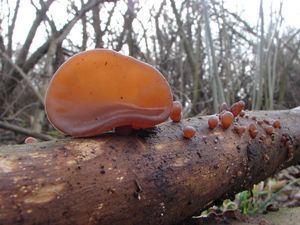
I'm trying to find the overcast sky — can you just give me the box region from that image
[9,0,300,50]
[224,0,300,28]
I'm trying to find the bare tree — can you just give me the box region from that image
[170,0,204,115]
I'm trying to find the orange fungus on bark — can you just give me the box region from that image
[273,120,281,129]
[220,111,234,129]
[45,49,173,137]
[208,115,219,129]
[170,101,182,122]
[248,123,258,139]
[183,126,196,139]
[230,100,245,117]
[24,137,38,144]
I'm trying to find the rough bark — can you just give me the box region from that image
[0,108,300,225]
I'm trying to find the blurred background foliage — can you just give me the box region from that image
[0,0,300,143]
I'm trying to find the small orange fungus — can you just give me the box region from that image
[170,101,182,122]
[233,125,246,136]
[208,115,219,129]
[264,125,274,135]
[24,137,38,144]
[183,126,196,139]
[248,123,258,138]
[273,120,281,129]
[220,102,229,112]
[220,111,234,129]
[230,100,245,117]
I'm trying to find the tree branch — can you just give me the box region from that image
[0,50,44,104]
[16,0,55,66]
[7,0,20,56]
[0,120,55,141]
[0,108,300,225]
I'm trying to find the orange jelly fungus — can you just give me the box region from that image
[273,120,281,129]
[230,100,245,117]
[233,125,246,136]
[220,102,229,112]
[264,125,274,135]
[238,100,245,109]
[239,110,245,117]
[208,115,219,129]
[183,126,196,139]
[220,111,234,129]
[24,137,38,144]
[170,101,182,122]
[45,49,173,137]
[248,123,258,138]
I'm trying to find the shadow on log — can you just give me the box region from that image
[0,108,300,225]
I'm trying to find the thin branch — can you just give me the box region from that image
[0,120,55,141]
[7,0,20,56]
[92,3,103,48]
[103,2,117,34]
[202,0,225,112]
[16,0,55,66]
[0,81,27,118]
[0,50,44,104]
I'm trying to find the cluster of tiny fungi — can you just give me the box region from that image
[170,100,282,140]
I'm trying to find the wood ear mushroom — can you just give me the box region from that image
[45,49,173,137]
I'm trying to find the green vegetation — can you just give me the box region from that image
[200,177,300,217]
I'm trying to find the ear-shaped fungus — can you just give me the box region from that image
[45,49,173,137]
[170,101,182,122]
[208,115,219,129]
[220,111,234,129]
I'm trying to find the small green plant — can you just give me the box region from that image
[236,189,268,214]
[199,177,300,217]
[237,178,300,214]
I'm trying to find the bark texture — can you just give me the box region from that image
[0,108,300,225]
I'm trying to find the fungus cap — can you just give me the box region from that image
[208,115,219,129]
[183,126,196,139]
[220,111,234,129]
[170,101,182,122]
[45,49,173,137]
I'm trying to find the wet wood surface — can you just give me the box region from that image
[0,108,300,225]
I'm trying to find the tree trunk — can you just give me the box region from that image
[1,108,300,225]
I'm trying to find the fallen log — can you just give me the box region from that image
[0,108,300,225]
